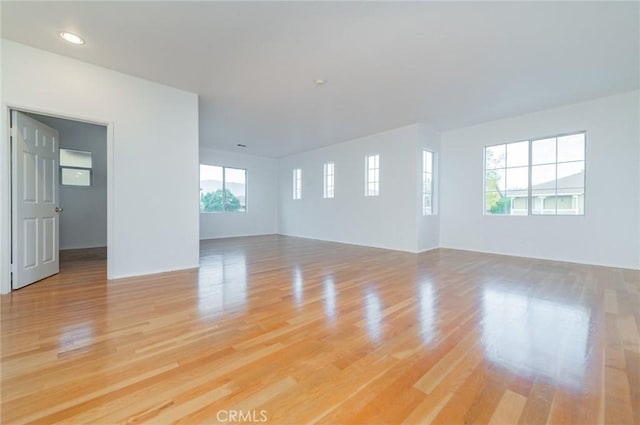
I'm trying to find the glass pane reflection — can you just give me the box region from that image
[365,290,382,342]
[293,266,304,306]
[482,288,589,388]
[198,253,247,316]
[58,322,95,354]
[324,275,337,322]
[419,282,437,345]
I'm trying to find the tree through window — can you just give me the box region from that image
[199,165,246,212]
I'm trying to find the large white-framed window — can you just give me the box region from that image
[484,131,585,216]
[365,154,379,197]
[200,164,247,213]
[60,148,92,187]
[323,162,335,199]
[293,168,302,200]
[422,150,434,215]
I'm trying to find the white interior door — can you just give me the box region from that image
[11,111,60,289]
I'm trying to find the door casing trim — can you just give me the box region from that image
[2,102,114,294]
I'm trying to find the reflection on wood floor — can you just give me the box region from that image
[1,235,639,424]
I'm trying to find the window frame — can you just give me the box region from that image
[59,147,93,187]
[365,154,380,197]
[483,131,586,217]
[422,150,434,215]
[293,168,302,200]
[199,164,248,213]
[323,162,335,199]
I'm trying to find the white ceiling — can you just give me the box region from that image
[2,1,638,157]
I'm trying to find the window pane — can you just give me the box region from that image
[507,141,528,167]
[292,168,301,199]
[532,138,556,165]
[423,194,432,215]
[424,174,433,194]
[531,189,556,215]
[506,166,528,191]
[201,164,223,182]
[324,162,335,199]
[556,195,573,210]
[60,148,92,168]
[61,167,90,186]
[200,165,223,212]
[424,151,433,173]
[557,133,585,163]
[365,155,379,196]
[485,191,509,214]
[556,190,584,215]
[485,169,505,192]
[543,196,557,212]
[531,164,556,187]
[485,144,506,169]
[508,193,528,215]
[557,161,584,188]
[224,167,246,212]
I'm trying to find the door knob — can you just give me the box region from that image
[55,207,63,213]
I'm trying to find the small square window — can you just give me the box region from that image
[61,168,91,186]
[60,148,92,168]
[60,148,92,187]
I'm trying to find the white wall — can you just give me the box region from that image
[440,90,640,269]
[278,124,424,252]
[200,148,278,239]
[1,40,200,293]
[28,114,108,250]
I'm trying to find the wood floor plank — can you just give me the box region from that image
[1,235,638,424]
[488,390,527,425]
[518,378,555,425]
[624,349,640,425]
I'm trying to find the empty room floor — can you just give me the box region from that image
[1,235,638,424]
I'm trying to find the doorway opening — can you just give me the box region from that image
[10,110,108,290]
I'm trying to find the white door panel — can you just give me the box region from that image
[12,111,60,289]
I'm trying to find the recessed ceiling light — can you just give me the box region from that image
[59,32,85,45]
[314,79,327,86]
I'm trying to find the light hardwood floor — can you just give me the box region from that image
[1,235,639,424]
